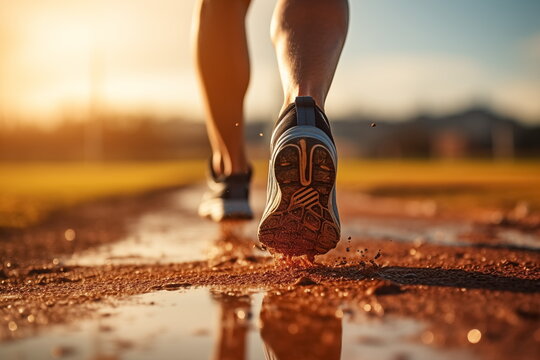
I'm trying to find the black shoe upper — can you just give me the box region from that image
[205,160,252,201]
[271,96,334,149]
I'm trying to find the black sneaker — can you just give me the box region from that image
[198,162,254,222]
[258,96,340,258]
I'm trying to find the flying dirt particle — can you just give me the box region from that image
[259,132,264,137]
[293,276,318,286]
[370,123,376,127]
[362,303,372,312]
[255,243,267,251]
[235,122,239,127]
[27,314,35,323]
[347,236,351,240]
[374,250,382,260]
[64,229,76,242]
[467,329,482,344]
[236,310,247,320]
[346,247,350,252]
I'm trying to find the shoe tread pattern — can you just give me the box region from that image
[259,137,339,256]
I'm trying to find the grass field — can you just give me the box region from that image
[1,159,539,228]
[0,161,205,228]
[337,159,540,213]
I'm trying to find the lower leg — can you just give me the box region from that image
[193,0,251,176]
[271,0,349,112]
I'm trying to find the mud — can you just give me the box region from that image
[1,187,539,360]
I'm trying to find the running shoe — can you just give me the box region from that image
[258,96,340,257]
[198,161,253,222]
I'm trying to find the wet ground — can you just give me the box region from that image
[1,186,539,360]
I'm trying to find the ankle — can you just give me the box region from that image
[283,92,326,112]
[211,153,249,177]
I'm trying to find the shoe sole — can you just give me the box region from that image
[198,199,253,222]
[258,127,340,257]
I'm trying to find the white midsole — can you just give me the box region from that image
[259,126,340,232]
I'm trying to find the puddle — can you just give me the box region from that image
[496,229,540,249]
[344,218,540,250]
[68,210,217,265]
[344,218,472,246]
[68,188,265,266]
[0,288,474,360]
[68,187,539,267]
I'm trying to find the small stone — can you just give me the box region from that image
[293,276,318,286]
[366,283,403,296]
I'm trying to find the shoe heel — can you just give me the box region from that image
[258,136,340,256]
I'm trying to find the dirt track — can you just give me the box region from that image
[1,187,539,360]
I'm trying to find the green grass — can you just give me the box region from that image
[0,161,206,228]
[1,159,539,228]
[337,160,540,187]
[337,159,540,212]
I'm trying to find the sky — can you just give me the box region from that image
[0,0,539,125]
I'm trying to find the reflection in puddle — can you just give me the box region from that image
[0,289,474,360]
[260,291,342,360]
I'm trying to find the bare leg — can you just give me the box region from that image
[258,0,348,256]
[271,0,349,111]
[193,0,251,176]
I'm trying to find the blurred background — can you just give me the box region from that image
[1,0,540,227]
[1,0,540,160]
